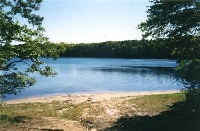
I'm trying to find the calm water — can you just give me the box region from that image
[5,58,184,100]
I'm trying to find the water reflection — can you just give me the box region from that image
[92,66,175,74]
[91,66,177,80]
[4,58,184,100]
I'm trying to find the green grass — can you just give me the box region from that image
[129,93,186,114]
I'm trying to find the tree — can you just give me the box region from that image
[139,0,200,116]
[139,0,200,86]
[0,0,64,97]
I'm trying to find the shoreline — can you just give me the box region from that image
[4,90,181,104]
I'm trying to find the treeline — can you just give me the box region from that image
[56,40,175,59]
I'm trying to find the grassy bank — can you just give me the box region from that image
[1,93,197,130]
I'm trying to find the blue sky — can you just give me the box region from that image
[39,0,149,43]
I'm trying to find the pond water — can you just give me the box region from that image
[5,58,184,100]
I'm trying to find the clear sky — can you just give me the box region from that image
[39,0,149,43]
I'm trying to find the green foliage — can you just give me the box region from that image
[0,0,64,97]
[139,0,200,86]
[138,0,200,61]
[139,0,200,39]
[177,59,200,87]
[59,40,173,59]
[139,1,200,124]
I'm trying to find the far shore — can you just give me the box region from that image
[4,90,180,104]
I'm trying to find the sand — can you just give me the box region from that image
[4,90,180,104]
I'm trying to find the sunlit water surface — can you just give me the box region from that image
[4,58,184,100]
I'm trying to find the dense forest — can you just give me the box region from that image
[56,39,175,59]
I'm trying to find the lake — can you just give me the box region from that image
[4,58,184,100]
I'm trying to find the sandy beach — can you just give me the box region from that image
[4,90,180,104]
